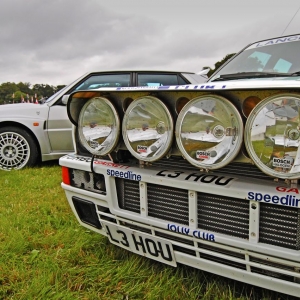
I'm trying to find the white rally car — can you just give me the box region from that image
[0,70,208,170]
[60,34,300,297]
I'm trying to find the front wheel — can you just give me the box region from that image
[0,127,39,170]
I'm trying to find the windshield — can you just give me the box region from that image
[210,35,300,81]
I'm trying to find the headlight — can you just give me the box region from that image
[78,97,120,156]
[122,96,173,161]
[175,95,243,169]
[245,94,300,179]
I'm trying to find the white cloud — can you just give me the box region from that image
[0,0,300,85]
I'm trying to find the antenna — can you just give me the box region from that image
[281,6,300,35]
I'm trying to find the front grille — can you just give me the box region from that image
[197,193,249,239]
[116,178,300,251]
[251,266,294,282]
[198,243,246,270]
[148,183,189,225]
[116,178,140,213]
[259,203,300,250]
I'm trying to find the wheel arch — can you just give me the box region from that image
[0,121,42,162]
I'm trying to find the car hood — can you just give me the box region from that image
[205,76,300,90]
[0,103,49,119]
[208,75,300,83]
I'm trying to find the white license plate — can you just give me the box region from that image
[101,221,176,266]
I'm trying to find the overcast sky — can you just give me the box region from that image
[1,0,300,86]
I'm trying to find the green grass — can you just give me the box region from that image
[0,163,296,299]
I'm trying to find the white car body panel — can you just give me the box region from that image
[0,103,51,152]
[59,35,300,296]
[60,155,300,296]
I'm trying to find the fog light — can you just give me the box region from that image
[78,97,120,156]
[122,96,173,161]
[245,94,300,179]
[175,95,243,169]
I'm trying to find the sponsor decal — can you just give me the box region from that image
[248,35,300,49]
[276,186,299,193]
[94,160,130,169]
[272,157,293,168]
[167,224,215,242]
[248,191,300,207]
[196,150,210,159]
[89,140,99,149]
[116,86,161,90]
[137,145,148,153]
[116,85,227,91]
[156,170,234,186]
[171,84,226,90]
[66,155,92,162]
[107,169,141,181]
[65,155,130,169]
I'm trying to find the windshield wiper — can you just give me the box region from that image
[211,71,291,82]
[290,71,300,76]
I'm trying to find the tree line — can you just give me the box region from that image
[0,82,66,105]
[204,53,236,77]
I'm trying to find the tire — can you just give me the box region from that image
[0,126,39,170]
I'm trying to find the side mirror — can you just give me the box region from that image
[62,95,69,105]
[196,69,210,76]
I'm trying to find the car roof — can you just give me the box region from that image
[85,70,196,74]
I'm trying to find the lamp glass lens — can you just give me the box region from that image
[176,95,243,169]
[78,97,119,155]
[122,96,173,161]
[245,95,300,179]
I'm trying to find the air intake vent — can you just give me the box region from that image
[259,203,300,250]
[116,178,140,213]
[148,183,189,225]
[197,193,249,239]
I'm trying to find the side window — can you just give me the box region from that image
[178,76,188,85]
[137,74,183,86]
[75,74,130,90]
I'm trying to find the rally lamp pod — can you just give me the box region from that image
[122,96,174,161]
[78,97,120,156]
[245,94,300,179]
[175,95,243,169]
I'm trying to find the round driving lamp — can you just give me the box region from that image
[175,95,243,169]
[122,96,173,161]
[245,94,300,179]
[78,97,120,156]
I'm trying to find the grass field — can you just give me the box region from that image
[0,162,297,300]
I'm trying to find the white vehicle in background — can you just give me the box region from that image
[0,70,207,170]
[60,33,300,297]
